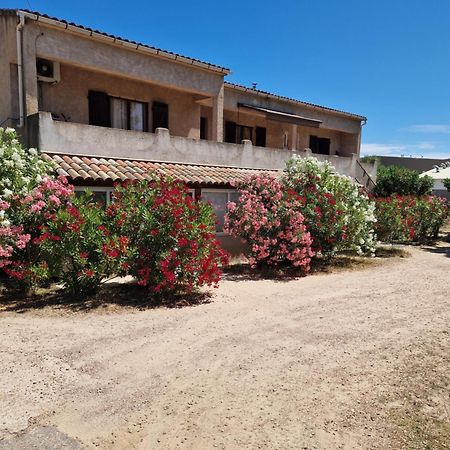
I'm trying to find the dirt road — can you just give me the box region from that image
[1,242,449,449]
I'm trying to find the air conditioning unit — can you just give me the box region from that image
[36,58,60,83]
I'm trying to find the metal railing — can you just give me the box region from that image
[355,160,376,191]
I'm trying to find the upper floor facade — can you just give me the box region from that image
[0,9,371,178]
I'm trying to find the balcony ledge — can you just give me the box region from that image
[28,111,367,178]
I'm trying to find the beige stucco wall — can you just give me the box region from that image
[222,109,357,157]
[1,11,364,157]
[15,17,224,135]
[0,14,19,128]
[224,86,362,134]
[40,64,202,139]
[223,85,362,156]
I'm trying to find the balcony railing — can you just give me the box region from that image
[28,111,375,182]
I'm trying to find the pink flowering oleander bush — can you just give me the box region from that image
[224,174,314,270]
[374,195,449,243]
[0,176,74,292]
[108,178,229,294]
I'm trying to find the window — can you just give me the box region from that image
[224,121,254,144]
[74,187,114,208]
[88,90,147,131]
[255,126,266,147]
[200,117,208,140]
[152,101,169,131]
[201,190,239,233]
[110,97,147,132]
[283,132,289,149]
[309,136,330,155]
[88,91,111,127]
[225,121,237,143]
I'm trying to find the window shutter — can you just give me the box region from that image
[152,102,169,131]
[88,91,111,127]
[255,127,266,147]
[225,121,237,143]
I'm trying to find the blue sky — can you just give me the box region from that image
[4,0,450,159]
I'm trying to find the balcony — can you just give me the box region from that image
[28,112,376,183]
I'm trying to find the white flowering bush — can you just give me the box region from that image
[283,156,377,256]
[0,127,54,204]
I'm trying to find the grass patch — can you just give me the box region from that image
[382,338,450,449]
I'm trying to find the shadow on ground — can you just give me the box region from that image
[421,230,450,259]
[0,245,415,313]
[0,281,212,314]
[222,247,410,282]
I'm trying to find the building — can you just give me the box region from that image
[377,155,450,173]
[420,163,450,201]
[0,9,376,251]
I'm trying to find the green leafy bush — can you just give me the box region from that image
[374,165,433,197]
[374,195,449,242]
[443,178,450,191]
[108,178,229,294]
[41,193,129,296]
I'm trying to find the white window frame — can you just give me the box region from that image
[74,186,114,205]
[201,188,238,235]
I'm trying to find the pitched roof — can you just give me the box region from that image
[42,153,279,186]
[1,9,229,74]
[225,82,366,121]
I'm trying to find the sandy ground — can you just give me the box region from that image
[0,241,449,449]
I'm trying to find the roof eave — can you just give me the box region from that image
[13,9,230,75]
[225,82,366,121]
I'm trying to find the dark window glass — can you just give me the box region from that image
[318,138,330,155]
[225,121,237,143]
[200,117,208,140]
[88,91,111,127]
[310,136,330,155]
[255,127,266,147]
[152,101,169,131]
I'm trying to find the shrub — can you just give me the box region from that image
[283,156,377,256]
[0,176,74,292]
[374,195,449,242]
[40,193,129,296]
[224,174,314,270]
[443,178,450,191]
[373,165,433,197]
[0,127,53,201]
[108,178,229,293]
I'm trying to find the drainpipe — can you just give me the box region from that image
[16,11,25,128]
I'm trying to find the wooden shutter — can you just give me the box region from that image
[225,121,237,143]
[255,127,266,147]
[88,91,110,127]
[152,102,169,131]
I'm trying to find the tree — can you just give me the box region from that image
[373,165,433,197]
[443,178,450,191]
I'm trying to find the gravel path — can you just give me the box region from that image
[0,242,449,449]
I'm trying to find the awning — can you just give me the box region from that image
[238,103,322,128]
[41,153,280,187]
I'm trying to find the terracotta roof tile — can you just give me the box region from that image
[42,153,279,186]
